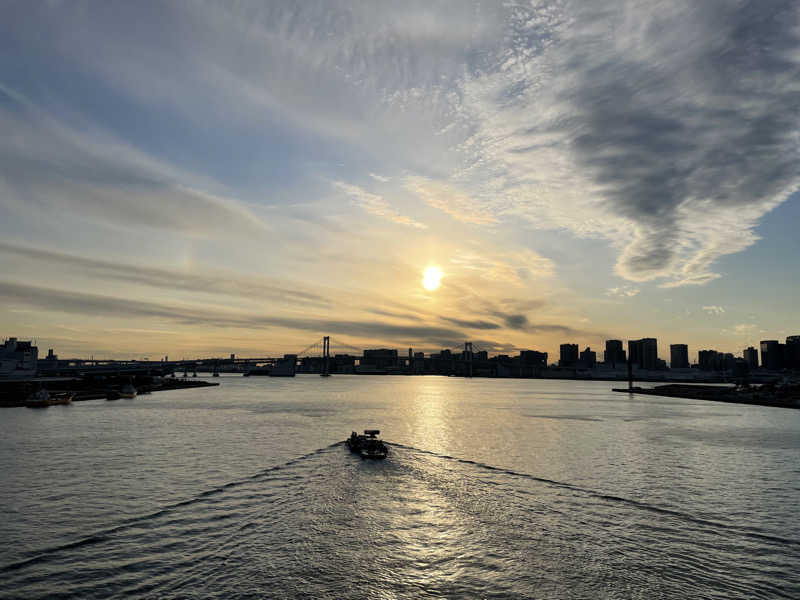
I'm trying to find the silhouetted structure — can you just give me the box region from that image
[361,349,398,370]
[785,336,800,370]
[698,349,737,372]
[559,344,579,367]
[628,338,658,370]
[760,340,783,371]
[698,349,717,371]
[519,350,548,367]
[0,338,38,379]
[604,340,626,368]
[579,347,596,368]
[743,346,759,370]
[670,344,689,369]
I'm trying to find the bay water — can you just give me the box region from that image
[1,376,798,598]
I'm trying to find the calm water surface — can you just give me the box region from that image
[1,376,798,598]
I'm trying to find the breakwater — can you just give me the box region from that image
[614,383,800,409]
[0,376,218,407]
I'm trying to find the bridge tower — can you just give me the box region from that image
[465,341,473,378]
[321,336,331,377]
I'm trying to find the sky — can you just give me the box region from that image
[0,0,798,362]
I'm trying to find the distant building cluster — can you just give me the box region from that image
[290,334,800,378]
[3,334,800,380]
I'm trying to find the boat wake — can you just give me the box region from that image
[387,441,800,549]
[0,441,345,573]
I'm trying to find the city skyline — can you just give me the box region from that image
[1,2,798,360]
[7,333,799,372]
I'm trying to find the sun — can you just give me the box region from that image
[422,266,442,291]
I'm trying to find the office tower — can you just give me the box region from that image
[559,343,579,367]
[604,340,626,368]
[743,346,759,370]
[760,340,783,370]
[628,338,658,370]
[579,347,596,368]
[670,344,689,369]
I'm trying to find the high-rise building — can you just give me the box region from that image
[362,349,399,369]
[698,349,718,371]
[785,336,800,370]
[743,346,759,370]
[520,350,548,367]
[628,338,658,370]
[669,344,689,369]
[760,340,783,371]
[559,343,579,367]
[604,340,626,368]
[579,347,596,368]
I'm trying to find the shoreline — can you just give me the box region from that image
[613,384,799,410]
[0,378,219,408]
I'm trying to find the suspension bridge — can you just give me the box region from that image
[36,337,499,378]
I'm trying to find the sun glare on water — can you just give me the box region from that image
[422,266,442,291]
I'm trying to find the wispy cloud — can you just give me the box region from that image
[0,281,467,348]
[449,249,554,285]
[702,305,726,316]
[0,86,268,239]
[606,286,640,298]
[406,177,498,225]
[333,181,427,229]
[0,243,328,308]
[7,2,797,287]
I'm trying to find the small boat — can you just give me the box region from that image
[48,392,74,405]
[25,389,73,408]
[346,430,389,459]
[119,384,137,399]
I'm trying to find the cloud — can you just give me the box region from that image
[406,177,498,225]
[449,248,554,285]
[606,286,640,298]
[440,317,502,330]
[333,181,427,229]
[0,281,469,348]
[0,87,268,238]
[4,0,798,299]
[702,305,725,316]
[0,243,328,307]
[452,1,800,287]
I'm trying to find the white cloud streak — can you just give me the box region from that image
[333,181,427,229]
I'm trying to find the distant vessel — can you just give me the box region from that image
[119,384,137,399]
[244,366,271,376]
[25,389,73,408]
[346,430,389,459]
